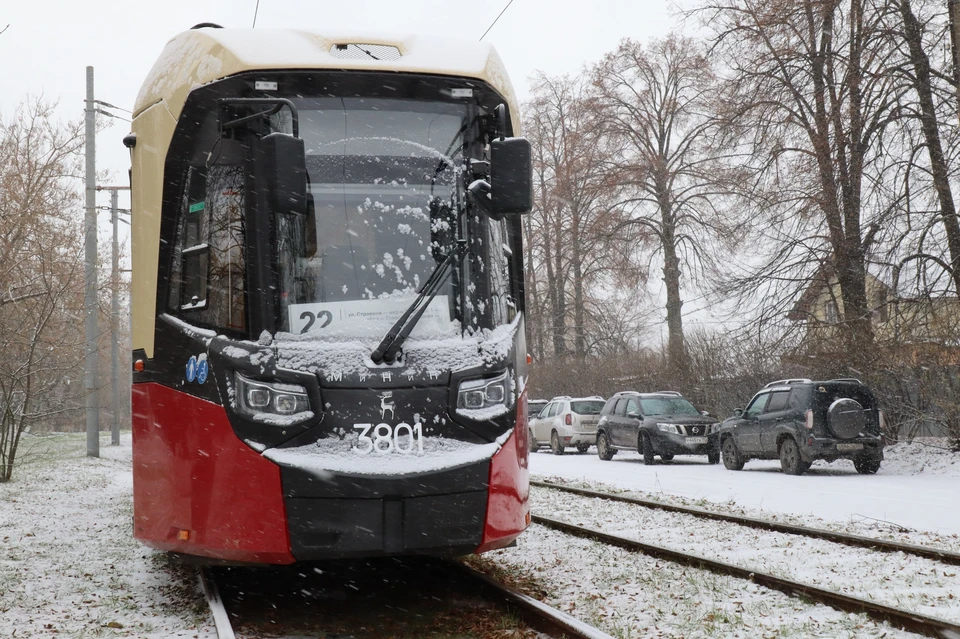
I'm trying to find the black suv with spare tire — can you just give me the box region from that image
[711,379,885,475]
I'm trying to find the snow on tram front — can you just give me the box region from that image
[126,26,533,564]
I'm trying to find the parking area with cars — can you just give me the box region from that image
[531,377,886,475]
[525,377,960,534]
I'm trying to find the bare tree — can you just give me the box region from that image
[591,35,743,376]
[697,0,906,365]
[0,99,86,482]
[524,72,640,359]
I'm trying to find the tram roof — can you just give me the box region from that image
[134,28,520,123]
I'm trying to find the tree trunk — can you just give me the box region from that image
[552,206,568,357]
[523,210,544,359]
[571,207,587,358]
[898,0,960,294]
[658,190,688,375]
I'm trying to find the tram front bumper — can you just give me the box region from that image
[285,491,488,560]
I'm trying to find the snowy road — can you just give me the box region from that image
[529,447,960,535]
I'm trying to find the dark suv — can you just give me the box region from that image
[596,391,720,464]
[712,379,885,475]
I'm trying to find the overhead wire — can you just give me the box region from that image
[95,100,131,113]
[479,0,516,41]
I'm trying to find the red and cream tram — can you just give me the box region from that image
[127,26,532,563]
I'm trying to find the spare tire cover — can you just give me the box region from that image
[827,398,865,439]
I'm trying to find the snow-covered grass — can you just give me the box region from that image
[0,433,213,638]
[541,474,960,556]
[475,525,918,639]
[868,438,960,477]
[529,485,960,623]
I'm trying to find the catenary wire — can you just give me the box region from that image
[480,0,516,41]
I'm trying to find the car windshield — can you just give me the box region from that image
[639,397,700,416]
[571,401,605,415]
[273,97,516,339]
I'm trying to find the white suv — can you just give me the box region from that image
[529,396,606,454]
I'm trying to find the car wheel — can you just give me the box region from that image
[640,433,656,465]
[576,443,590,454]
[528,429,538,453]
[707,451,720,465]
[550,431,565,455]
[597,431,616,461]
[660,453,674,462]
[722,437,744,471]
[779,437,806,475]
[854,456,881,475]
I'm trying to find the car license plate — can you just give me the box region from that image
[836,443,863,451]
[686,437,708,444]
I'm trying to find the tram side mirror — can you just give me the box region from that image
[494,104,508,139]
[490,136,532,216]
[256,132,308,215]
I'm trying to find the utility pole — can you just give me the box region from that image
[84,66,100,458]
[111,188,120,446]
[98,186,130,446]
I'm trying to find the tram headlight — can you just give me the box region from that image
[457,370,513,411]
[235,372,310,420]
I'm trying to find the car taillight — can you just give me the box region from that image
[565,414,572,426]
[805,409,814,430]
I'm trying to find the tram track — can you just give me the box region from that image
[200,567,235,639]
[532,479,960,565]
[451,560,615,639]
[199,558,614,639]
[530,480,960,638]
[534,514,960,638]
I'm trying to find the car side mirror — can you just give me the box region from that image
[733,408,744,417]
[701,410,710,416]
[626,411,640,419]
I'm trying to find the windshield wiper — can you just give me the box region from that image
[370,240,466,365]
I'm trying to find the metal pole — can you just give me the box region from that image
[110,189,120,446]
[84,66,100,457]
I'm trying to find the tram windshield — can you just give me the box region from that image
[274,98,514,340]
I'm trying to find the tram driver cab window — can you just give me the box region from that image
[169,162,247,333]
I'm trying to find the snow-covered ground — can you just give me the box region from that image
[530,439,960,536]
[477,525,920,639]
[2,433,957,638]
[0,433,215,638]
[529,485,960,623]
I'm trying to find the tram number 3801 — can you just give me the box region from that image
[353,423,424,455]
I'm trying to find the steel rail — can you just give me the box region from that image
[532,480,960,566]
[451,561,615,639]
[535,514,960,639]
[199,567,236,639]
